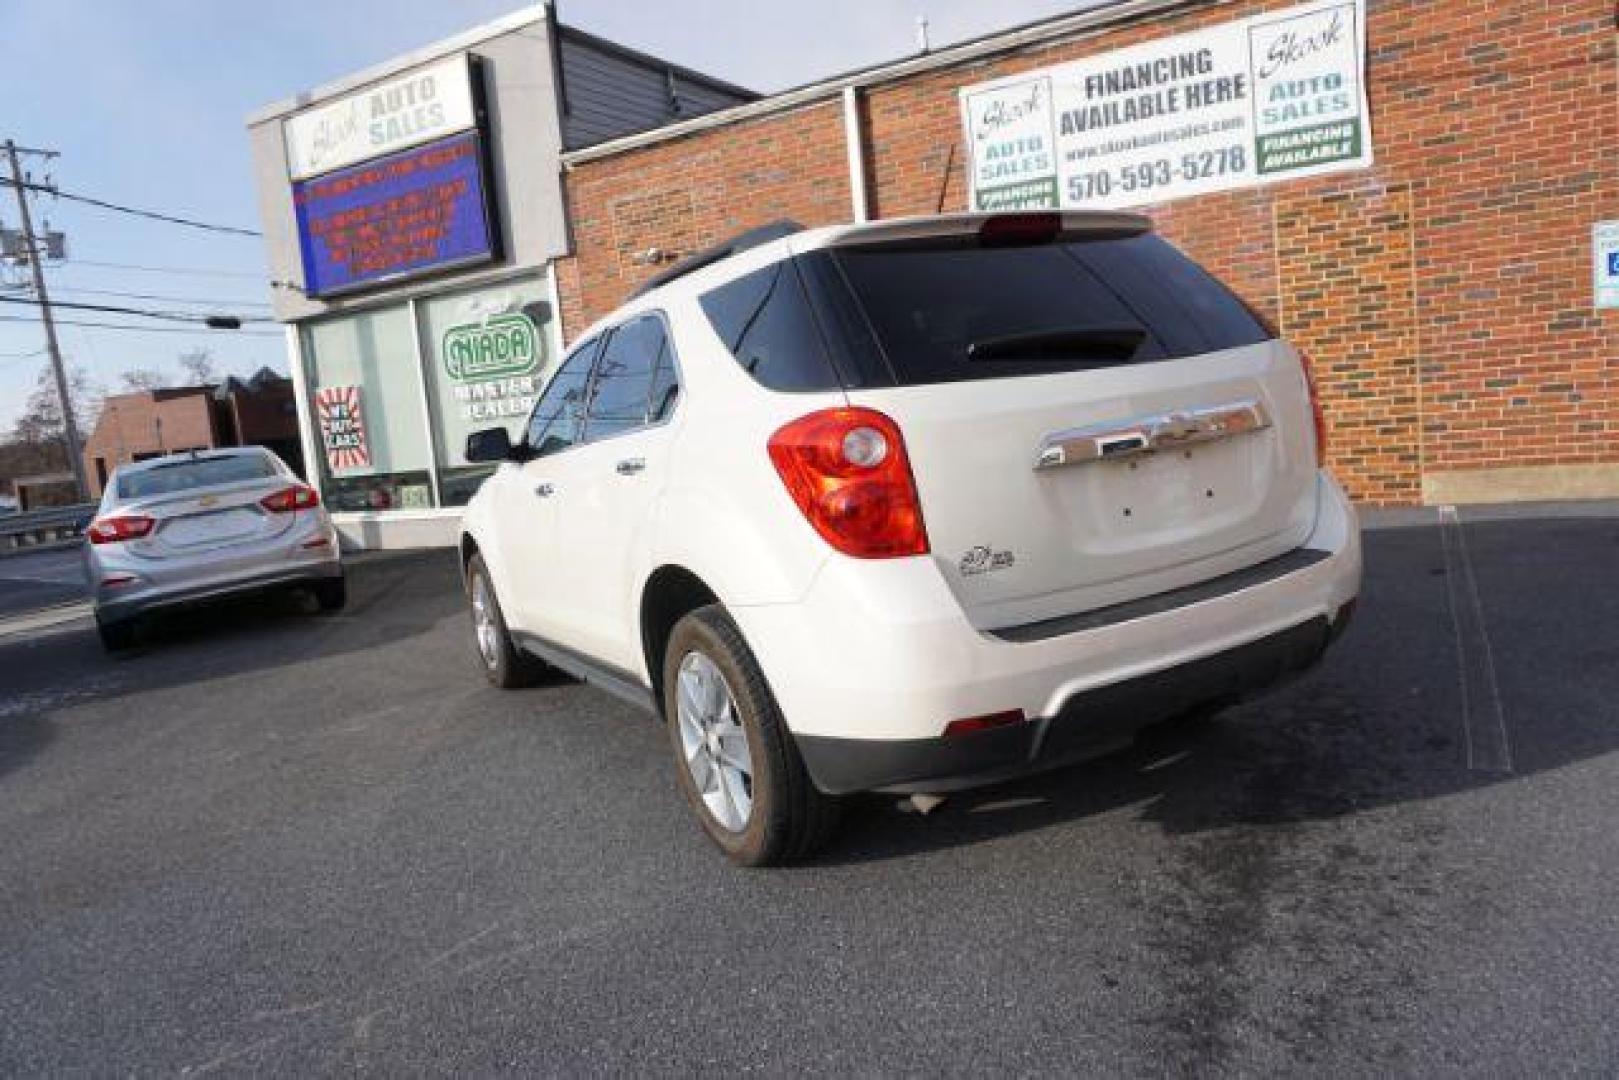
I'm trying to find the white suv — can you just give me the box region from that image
[459,211,1361,865]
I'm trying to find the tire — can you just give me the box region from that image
[312,576,347,612]
[97,616,137,652]
[466,554,547,688]
[663,605,840,866]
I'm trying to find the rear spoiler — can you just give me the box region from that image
[807,211,1152,252]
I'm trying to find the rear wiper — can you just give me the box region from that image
[966,326,1146,362]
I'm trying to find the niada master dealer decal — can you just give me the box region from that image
[442,311,542,426]
[960,0,1373,211]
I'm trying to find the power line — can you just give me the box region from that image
[3,293,274,323]
[62,258,265,280]
[0,314,282,337]
[1,177,261,237]
[0,347,48,368]
[47,285,273,309]
[0,294,275,325]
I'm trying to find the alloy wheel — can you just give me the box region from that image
[675,650,754,832]
[471,574,500,669]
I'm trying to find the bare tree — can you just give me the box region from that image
[119,367,170,393]
[177,348,217,385]
[14,362,102,445]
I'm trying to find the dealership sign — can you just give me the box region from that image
[443,313,540,382]
[960,0,1372,211]
[284,55,478,181]
[292,131,496,297]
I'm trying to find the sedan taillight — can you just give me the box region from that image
[86,515,155,545]
[767,407,929,559]
[260,485,320,512]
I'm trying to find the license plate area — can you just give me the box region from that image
[1084,439,1254,538]
[161,508,263,547]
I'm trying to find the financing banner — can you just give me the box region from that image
[960,0,1372,212]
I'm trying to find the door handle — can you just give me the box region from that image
[534,482,556,497]
[615,457,646,476]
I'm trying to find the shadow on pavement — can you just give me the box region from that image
[820,514,1619,864]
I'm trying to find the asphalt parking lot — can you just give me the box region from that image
[0,547,86,618]
[1,507,1616,1075]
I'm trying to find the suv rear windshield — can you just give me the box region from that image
[116,454,277,500]
[698,233,1273,390]
[831,234,1273,386]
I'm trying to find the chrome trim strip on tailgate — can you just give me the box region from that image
[988,547,1331,643]
[1034,398,1271,470]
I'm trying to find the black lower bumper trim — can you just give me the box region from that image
[795,615,1335,795]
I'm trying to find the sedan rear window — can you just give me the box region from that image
[831,234,1273,386]
[116,455,277,499]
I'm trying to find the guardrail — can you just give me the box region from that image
[0,504,95,552]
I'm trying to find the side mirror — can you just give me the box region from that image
[465,427,515,463]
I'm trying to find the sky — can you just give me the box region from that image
[0,0,1085,434]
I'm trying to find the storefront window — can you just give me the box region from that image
[302,305,436,512]
[418,277,557,506]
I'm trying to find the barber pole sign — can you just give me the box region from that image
[315,385,371,472]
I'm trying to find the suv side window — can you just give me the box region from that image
[698,261,842,392]
[525,338,598,457]
[583,315,675,442]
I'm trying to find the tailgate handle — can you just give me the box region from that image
[1035,398,1271,470]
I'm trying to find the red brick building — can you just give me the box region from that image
[81,371,301,497]
[552,0,1618,506]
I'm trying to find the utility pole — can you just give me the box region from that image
[4,139,88,502]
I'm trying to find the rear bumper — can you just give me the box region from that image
[796,613,1345,793]
[93,554,342,624]
[731,471,1361,794]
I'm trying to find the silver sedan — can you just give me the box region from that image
[84,447,343,650]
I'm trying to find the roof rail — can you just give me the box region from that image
[628,220,804,299]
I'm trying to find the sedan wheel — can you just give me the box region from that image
[675,650,753,833]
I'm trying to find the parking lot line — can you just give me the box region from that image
[1438,505,1513,774]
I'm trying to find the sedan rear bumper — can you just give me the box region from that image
[94,558,342,625]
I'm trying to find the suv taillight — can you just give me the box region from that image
[1300,351,1328,465]
[86,515,155,545]
[260,485,320,513]
[768,407,929,559]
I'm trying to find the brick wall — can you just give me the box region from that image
[560,101,851,328]
[82,390,221,497]
[556,0,1619,504]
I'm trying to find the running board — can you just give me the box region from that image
[511,630,657,714]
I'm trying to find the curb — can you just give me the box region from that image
[0,601,93,640]
[1361,498,1619,530]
